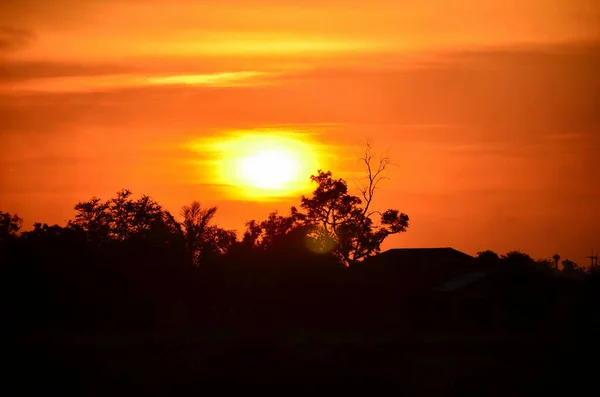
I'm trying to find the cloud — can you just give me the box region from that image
[0,26,35,52]
[2,70,278,93]
[544,132,594,141]
[4,0,599,61]
[146,71,277,87]
[0,60,135,83]
[1,40,598,140]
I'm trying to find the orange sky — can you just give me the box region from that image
[1,0,599,265]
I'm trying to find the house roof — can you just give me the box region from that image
[366,247,475,270]
[358,248,479,290]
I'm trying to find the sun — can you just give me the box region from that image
[237,149,300,189]
[191,130,322,200]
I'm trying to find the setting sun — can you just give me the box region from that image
[189,131,322,200]
[238,149,300,189]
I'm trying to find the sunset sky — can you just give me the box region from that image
[1,0,599,265]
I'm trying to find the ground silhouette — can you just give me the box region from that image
[1,171,598,394]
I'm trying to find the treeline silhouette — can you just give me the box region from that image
[1,171,599,394]
[1,170,411,331]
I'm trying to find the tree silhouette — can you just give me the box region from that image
[241,208,304,250]
[0,211,22,243]
[240,142,409,266]
[180,201,236,266]
[476,250,500,268]
[561,259,582,276]
[534,258,555,273]
[70,196,110,242]
[553,254,561,269]
[357,139,392,218]
[477,250,499,260]
[501,251,535,268]
[297,169,409,266]
[502,251,534,262]
[70,190,179,244]
[242,168,409,266]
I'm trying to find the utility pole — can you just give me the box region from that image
[587,249,599,268]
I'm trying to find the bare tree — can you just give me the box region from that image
[358,138,393,218]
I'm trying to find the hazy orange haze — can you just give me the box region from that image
[1,0,599,265]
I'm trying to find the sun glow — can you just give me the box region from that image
[191,131,322,200]
[238,149,299,189]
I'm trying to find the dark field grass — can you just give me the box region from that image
[5,327,592,395]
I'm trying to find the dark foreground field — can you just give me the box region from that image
[2,226,599,395]
[4,325,597,395]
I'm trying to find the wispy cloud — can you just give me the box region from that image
[3,71,278,93]
[147,71,276,87]
[544,132,593,141]
[0,26,35,52]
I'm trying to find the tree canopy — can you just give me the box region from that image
[0,211,22,243]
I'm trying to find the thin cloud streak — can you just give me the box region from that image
[3,71,278,93]
[0,26,35,52]
[147,71,276,87]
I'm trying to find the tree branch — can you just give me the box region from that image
[359,139,391,218]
